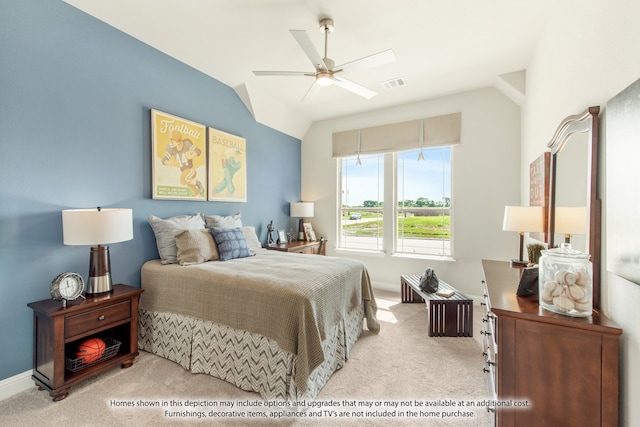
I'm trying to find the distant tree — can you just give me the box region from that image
[443,197,451,207]
[399,200,415,207]
[363,200,379,207]
[416,197,429,207]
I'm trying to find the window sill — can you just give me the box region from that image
[334,248,455,262]
[391,253,456,262]
[334,248,386,258]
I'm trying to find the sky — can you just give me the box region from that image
[341,147,451,207]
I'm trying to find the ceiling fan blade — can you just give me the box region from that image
[333,76,377,99]
[289,29,328,71]
[253,71,310,77]
[336,49,396,74]
[301,81,322,102]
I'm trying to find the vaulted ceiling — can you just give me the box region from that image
[64,0,552,138]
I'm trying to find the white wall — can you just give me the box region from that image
[523,1,640,426]
[301,87,521,298]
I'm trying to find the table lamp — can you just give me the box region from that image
[62,207,133,294]
[555,206,587,244]
[290,202,314,240]
[502,206,544,266]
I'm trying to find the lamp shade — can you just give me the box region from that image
[555,206,587,235]
[502,206,544,233]
[63,208,133,246]
[290,202,314,218]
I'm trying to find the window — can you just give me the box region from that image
[397,147,451,256]
[339,146,452,257]
[340,154,384,251]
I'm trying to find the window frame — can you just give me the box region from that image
[337,147,453,259]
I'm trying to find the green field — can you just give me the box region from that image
[343,215,450,239]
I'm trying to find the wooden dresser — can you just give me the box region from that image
[481,259,621,427]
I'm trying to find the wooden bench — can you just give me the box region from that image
[400,274,473,337]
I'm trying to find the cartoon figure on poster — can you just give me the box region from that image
[161,130,205,197]
[213,147,242,197]
[151,109,207,200]
[208,127,247,202]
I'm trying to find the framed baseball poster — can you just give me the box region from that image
[208,127,247,202]
[151,109,207,200]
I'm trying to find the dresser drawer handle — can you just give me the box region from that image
[98,315,105,321]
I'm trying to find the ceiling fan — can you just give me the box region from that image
[253,18,396,100]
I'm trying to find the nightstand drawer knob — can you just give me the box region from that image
[98,315,105,321]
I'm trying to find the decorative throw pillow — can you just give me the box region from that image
[202,212,242,229]
[210,227,253,261]
[242,226,263,255]
[175,229,220,265]
[148,214,205,264]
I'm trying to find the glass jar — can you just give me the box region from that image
[538,243,592,317]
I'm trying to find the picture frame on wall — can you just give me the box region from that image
[304,223,316,242]
[151,109,207,201]
[529,151,550,243]
[208,127,247,202]
[606,77,640,286]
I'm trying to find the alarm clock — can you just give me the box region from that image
[51,272,85,307]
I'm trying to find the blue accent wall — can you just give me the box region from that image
[0,0,301,381]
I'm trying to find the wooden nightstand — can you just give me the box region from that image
[27,284,144,401]
[266,239,327,255]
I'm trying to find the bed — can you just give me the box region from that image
[138,216,379,401]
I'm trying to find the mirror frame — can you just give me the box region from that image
[547,106,601,310]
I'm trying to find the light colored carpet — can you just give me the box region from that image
[0,290,492,426]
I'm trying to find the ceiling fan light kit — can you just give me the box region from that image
[316,71,334,86]
[252,17,395,100]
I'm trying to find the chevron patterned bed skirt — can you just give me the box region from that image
[138,304,364,401]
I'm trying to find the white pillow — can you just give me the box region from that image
[202,212,242,228]
[242,226,263,254]
[148,214,205,264]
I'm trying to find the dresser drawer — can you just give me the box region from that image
[65,300,131,338]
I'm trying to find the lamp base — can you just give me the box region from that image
[87,245,114,295]
[298,218,306,241]
[87,273,113,294]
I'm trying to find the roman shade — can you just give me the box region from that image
[332,112,461,158]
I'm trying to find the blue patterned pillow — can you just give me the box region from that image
[209,227,252,261]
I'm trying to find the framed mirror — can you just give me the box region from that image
[547,106,601,309]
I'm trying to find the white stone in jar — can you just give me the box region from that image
[574,271,589,288]
[552,295,575,312]
[543,280,557,294]
[564,272,577,286]
[554,271,568,284]
[566,284,587,302]
[574,300,592,312]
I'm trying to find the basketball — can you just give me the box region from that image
[76,338,106,364]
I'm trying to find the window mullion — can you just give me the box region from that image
[383,153,396,254]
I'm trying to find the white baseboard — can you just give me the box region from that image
[0,370,34,402]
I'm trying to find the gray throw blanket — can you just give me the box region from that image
[140,250,379,393]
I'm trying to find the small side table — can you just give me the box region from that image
[27,284,144,401]
[266,239,327,255]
